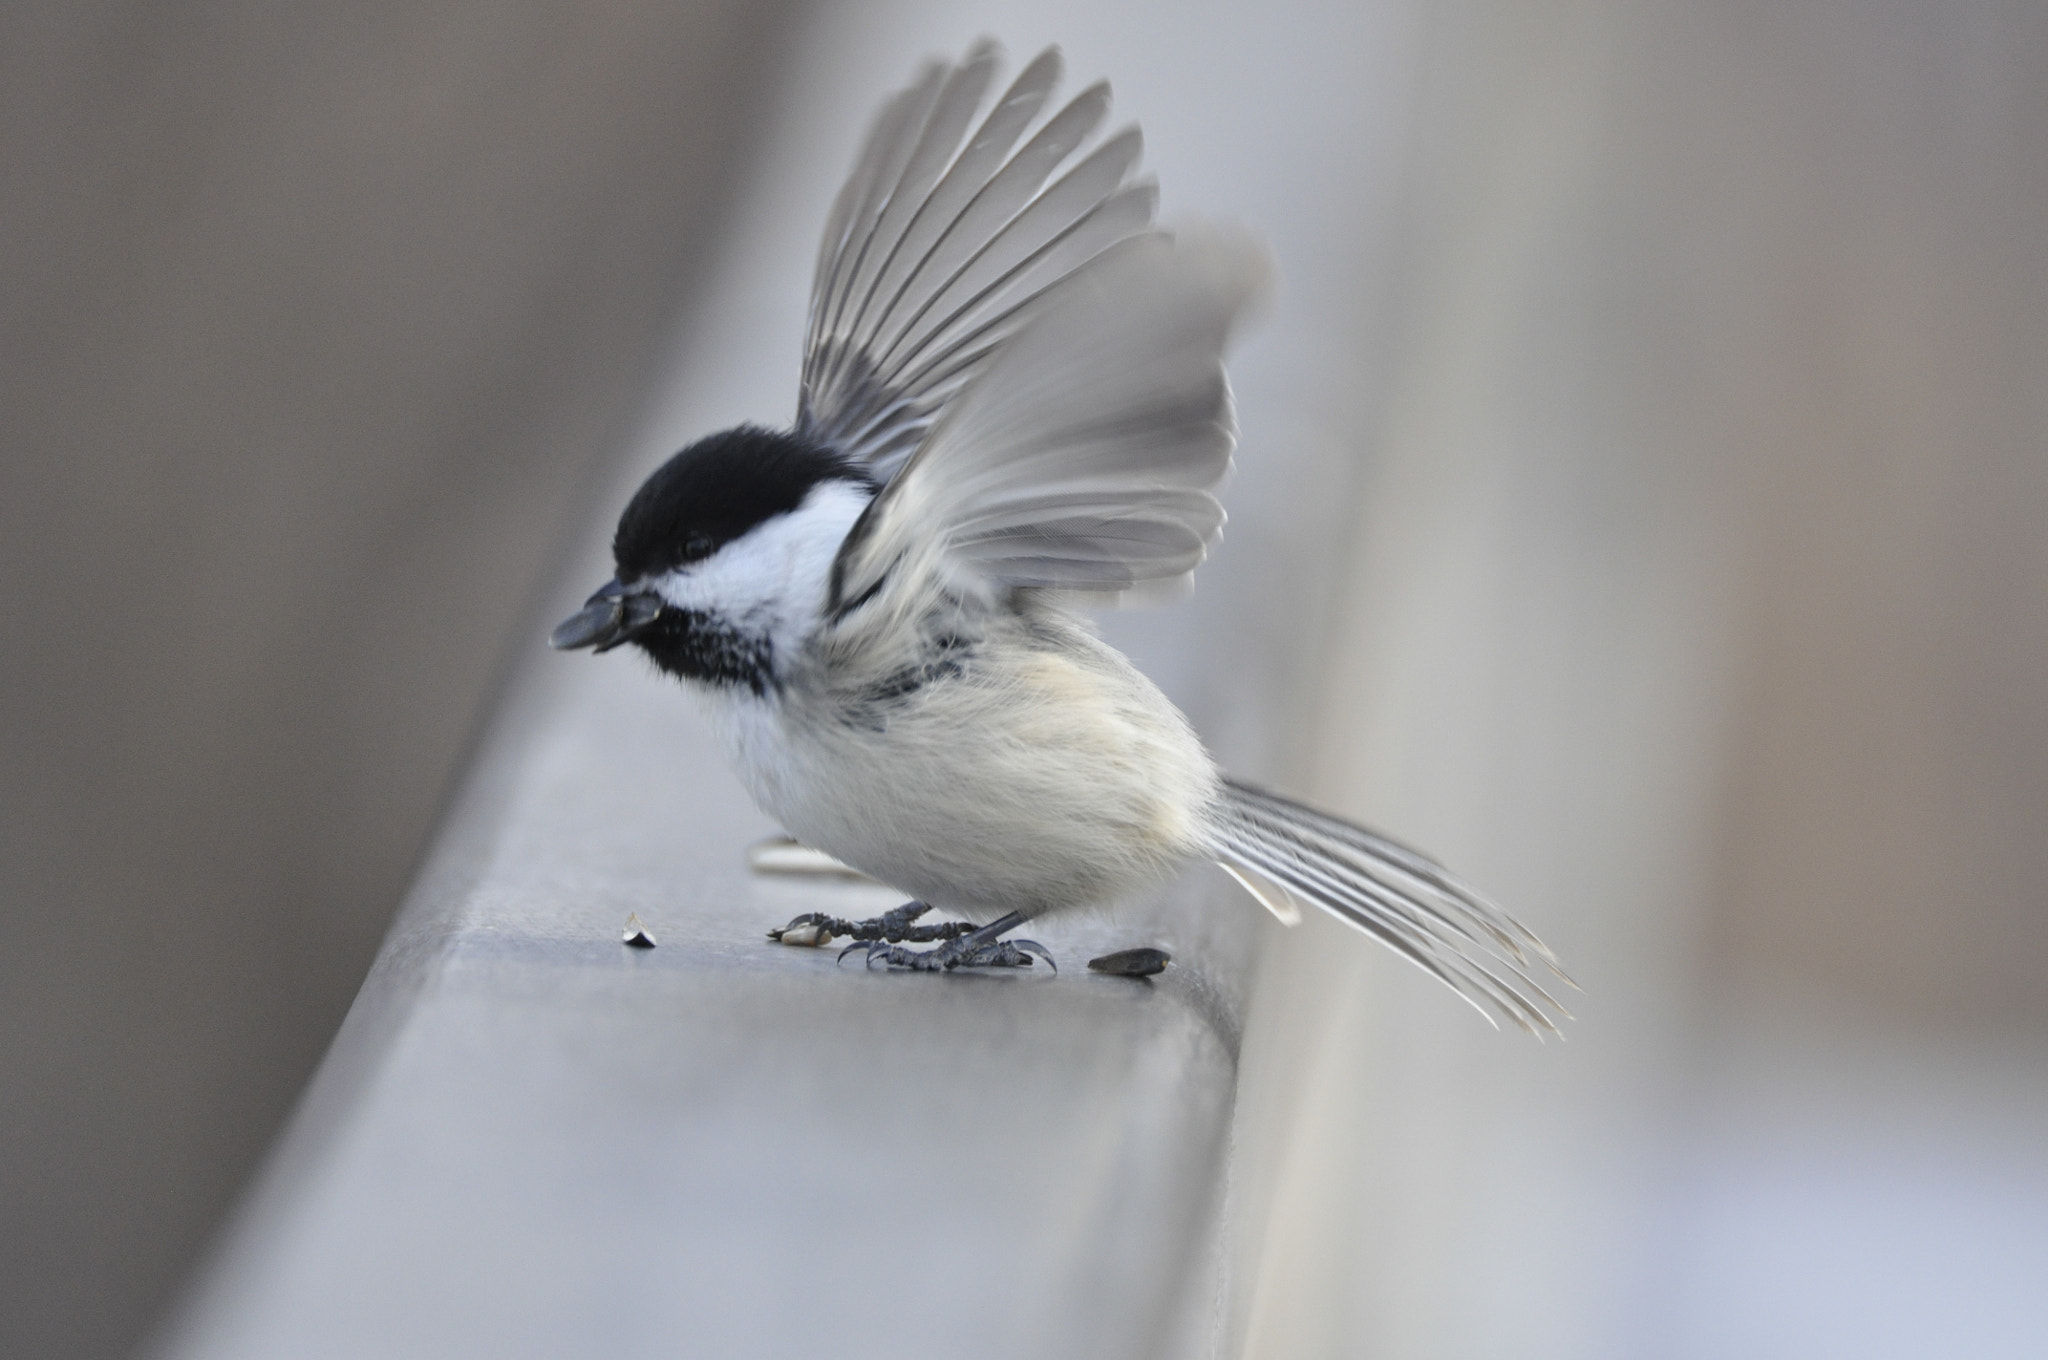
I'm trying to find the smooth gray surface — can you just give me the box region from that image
[0,5,797,1356]
[152,652,1250,1360]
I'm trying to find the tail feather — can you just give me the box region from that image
[1211,779,1574,1037]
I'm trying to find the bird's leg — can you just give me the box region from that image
[767,900,976,948]
[844,910,1055,972]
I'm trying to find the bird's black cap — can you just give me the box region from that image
[611,425,871,581]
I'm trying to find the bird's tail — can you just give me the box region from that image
[1209,779,1574,1037]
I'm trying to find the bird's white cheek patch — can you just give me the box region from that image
[649,480,871,651]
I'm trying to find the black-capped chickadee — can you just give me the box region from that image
[553,43,1570,1034]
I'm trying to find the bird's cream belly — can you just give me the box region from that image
[702,645,1217,920]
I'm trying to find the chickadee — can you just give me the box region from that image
[553,43,1569,1034]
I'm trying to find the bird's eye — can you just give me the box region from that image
[681,534,714,562]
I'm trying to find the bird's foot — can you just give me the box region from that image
[839,911,1054,973]
[846,937,1055,971]
[768,900,975,948]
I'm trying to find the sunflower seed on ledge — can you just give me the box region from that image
[769,919,833,947]
[621,913,657,948]
[1087,947,1170,977]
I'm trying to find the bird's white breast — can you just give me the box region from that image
[697,610,1219,923]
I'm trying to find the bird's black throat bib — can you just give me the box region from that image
[631,607,777,695]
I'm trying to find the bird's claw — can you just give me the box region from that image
[773,902,975,948]
[995,939,1057,972]
[838,936,1055,972]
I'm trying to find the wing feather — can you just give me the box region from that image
[818,49,998,404]
[859,182,1159,432]
[830,228,1269,614]
[848,50,1060,384]
[879,129,1144,381]
[798,47,1151,482]
[808,63,949,386]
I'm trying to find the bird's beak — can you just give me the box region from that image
[549,579,664,653]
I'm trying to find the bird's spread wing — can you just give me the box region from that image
[798,42,1161,485]
[828,227,1268,618]
[803,46,1269,622]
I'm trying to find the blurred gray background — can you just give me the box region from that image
[0,3,794,1356]
[3,1,2045,1358]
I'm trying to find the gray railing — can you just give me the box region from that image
[147,618,1266,1359]
[145,16,1324,1359]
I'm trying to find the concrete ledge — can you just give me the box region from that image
[151,653,1253,1360]
[145,13,1370,1354]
